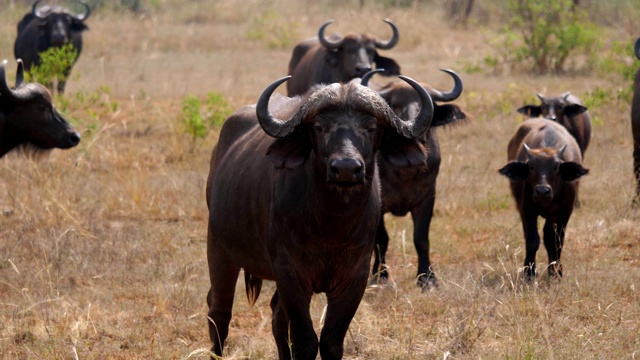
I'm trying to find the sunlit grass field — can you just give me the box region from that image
[1,1,639,358]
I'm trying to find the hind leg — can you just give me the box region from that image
[371,216,390,284]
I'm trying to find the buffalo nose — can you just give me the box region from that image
[69,132,81,146]
[329,158,364,183]
[535,185,552,197]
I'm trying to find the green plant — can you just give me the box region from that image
[594,39,638,102]
[181,92,233,150]
[27,43,78,92]
[492,0,601,74]
[246,10,299,49]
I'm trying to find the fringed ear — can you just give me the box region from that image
[379,133,428,168]
[431,104,468,127]
[517,105,542,117]
[559,162,589,182]
[266,133,312,169]
[499,161,529,181]
[563,104,588,118]
[373,54,401,76]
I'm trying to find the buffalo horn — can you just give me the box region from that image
[523,143,534,161]
[0,60,30,102]
[536,93,545,102]
[375,19,399,50]
[389,75,434,139]
[360,68,384,87]
[635,37,640,60]
[75,1,91,21]
[32,0,47,19]
[15,59,24,88]
[429,69,463,102]
[256,76,299,138]
[318,20,345,50]
[557,144,567,158]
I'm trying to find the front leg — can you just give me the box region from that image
[520,209,541,282]
[543,219,567,278]
[411,188,437,290]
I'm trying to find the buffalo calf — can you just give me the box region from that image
[518,92,591,158]
[0,59,80,158]
[499,118,588,281]
[206,75,434,359]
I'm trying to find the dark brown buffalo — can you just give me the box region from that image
[14,0,90,94]
[366,69,468,290]
[286,19,401,96]
[0,59,80,158]
[631,37,640,202]
[206,75,434,359]
[499,118,588,281]
[517,92,591,158]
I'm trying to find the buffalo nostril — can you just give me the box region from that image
[329,158,364,182]
[69,132,81,146]
[535,186,551,196]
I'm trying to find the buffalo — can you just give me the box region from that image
[517,92,592,158]
[631,37,640,202]
[14,0,91,95]
[0,59,80,158]
[286,19,401,96]
[206,75,434,359]
[499,118,588,281]
[366,69,468,290]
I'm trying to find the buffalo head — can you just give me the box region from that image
[635,37,640,60]
[32,0,90,46]
[0,59,81,157]
[499,144,588,203]
[318,19,401,80]
[256,75,433,189]
[517,92,587,122]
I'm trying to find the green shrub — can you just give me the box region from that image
[27,43,78,94]
[181,92,233,150]
[594,39,638,102]
[491,0,601,74]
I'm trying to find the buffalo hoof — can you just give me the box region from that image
[369,266,389,286]
[417,273,437,291]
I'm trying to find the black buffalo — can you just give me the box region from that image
[206,75,434,359]
[499,118,588,281]
[14,0,90,94]
[366,69,469,290]
[631,37,640,202]
[0,59,80,158]
[286,19,401,96]
[517,92,591,158]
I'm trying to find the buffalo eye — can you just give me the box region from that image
[314,123,324,134]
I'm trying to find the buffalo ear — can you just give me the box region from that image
[559,162,589,181]
[71,20,89,32]
[379,133,428,168]
[432,104,467,127]
[266,134,312,169]
[499,161,529,181]
[517,105,542,117]
[373,54,401,76]
[563,104,588,118]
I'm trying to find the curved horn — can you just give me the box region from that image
[360,68,384,87]
[0,60,28,102]
[256,76,299,138]
[429,69,463,102]
[318,20,345,50]
[74,1,91,21]
[523,143,535,161]
[32,0,47,19]
[389,75,434,138]
[15,59,24,88]
[635,37,640,60]
[562,92,571,101]
[557,144,567,158]
[375,19,399,50]
[536,93,545,102]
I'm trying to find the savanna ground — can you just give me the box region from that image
[1,0,639,358]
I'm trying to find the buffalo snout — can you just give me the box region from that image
[65,130,81,148]
[534,184,553,199]
[355,65,373,78]
[328,157,364,184]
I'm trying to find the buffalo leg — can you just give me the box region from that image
[371,216,390,284]
[272,272,317,359]
[206,228,240,356]
[543,220,567,278]
[634,140,640,203]
[521,210,541,282]
[320,271,369,360]
[412,191,437,290]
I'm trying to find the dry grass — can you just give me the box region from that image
[1,1,639,359]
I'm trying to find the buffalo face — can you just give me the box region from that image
[518,93,587,122]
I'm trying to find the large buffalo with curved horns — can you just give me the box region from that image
[286,19,401,96]
[0,59,80,158]
[14,0,91,94]
[631,37,640,202]
[365,69,469,290]
[206,75,433,359]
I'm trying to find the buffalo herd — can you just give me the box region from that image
[3,4,640,358]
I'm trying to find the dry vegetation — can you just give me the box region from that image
[1,0,639,358]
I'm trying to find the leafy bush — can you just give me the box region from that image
[594,39,639,102]
[490,0,601,74]
[180,92,233,150]
[27,43,78,93]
